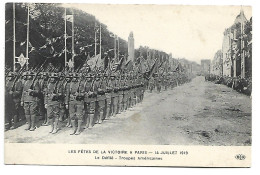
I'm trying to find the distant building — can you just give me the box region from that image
[210,50,223,76]
[128,31,135,62]
[222,9,248,77]
[201,59,211,75]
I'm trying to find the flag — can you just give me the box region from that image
[145,58,158,80]
[17,53,26,67]
[68,59,74,68]
[20,41,26,46]
[66,15,74,22]
[87,54,101,70]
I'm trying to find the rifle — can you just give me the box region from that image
[29,59,49,90]
[11,63,27,91]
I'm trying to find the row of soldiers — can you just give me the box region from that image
[205,74,252,96]
[148,72,193,93]
[5,67,146,135]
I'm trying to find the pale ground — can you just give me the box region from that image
[4,76,252,145]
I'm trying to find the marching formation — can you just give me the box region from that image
[5,62,193,135]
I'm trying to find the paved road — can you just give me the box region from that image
[5,76,251,145]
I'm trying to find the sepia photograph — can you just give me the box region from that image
[3,2,253,167]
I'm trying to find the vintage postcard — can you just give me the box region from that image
[4,3,252,167]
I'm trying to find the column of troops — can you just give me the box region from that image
[204,74,252,96]
[5,66,146,135]
[147,72,192,93]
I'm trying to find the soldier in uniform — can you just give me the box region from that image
[123,73,129,111]
[57,72,66,122]
[148,75,155,93]
[104,73,113,119]
[21,71,40,131]
[94,73,106,124]
[5,72,18,130]
[118,74,125,113]
[127,74,133,108]
[44,73,62,134]
[65,73,85,135]
[64,72,73,127]
[111,73,119,117]
[9,72,24,129]
[84,73,96,129]
[38,72,49,122]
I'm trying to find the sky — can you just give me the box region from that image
[63,4,252,63]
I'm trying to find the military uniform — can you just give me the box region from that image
[105,75,113,119]
[5,72,17,130]
[84,74,96,129]
[21,72,40,131]
[44,73,62,134]
[118,75,125,113]
[39,72,48,123]
[64,73,73,127]
[111,74,119,117]
[10,74,23,129]
[65,73,85,135]
[94,74,106,124]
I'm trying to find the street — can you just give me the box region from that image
[5,76,251,145]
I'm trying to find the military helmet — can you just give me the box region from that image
[50,72,58,78]
[7,72,16,77]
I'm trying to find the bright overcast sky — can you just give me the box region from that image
[63,4,251,63]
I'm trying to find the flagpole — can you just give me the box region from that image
[95,21,97,56]
[114,35,117,62]
[241,9,245,78]
[26,4,30,70]
[99,23,101,60]
[64,8,67,68]
[13,3,16,71]
[72,9,74,70]
[117,36,119,60]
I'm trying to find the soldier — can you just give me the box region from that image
[111,73,119,117]
[64,72,73,127]
[94,73,106,124]
[44,73,62,134]
[104,73,113,119]
[65,73,85,135]
[148,76,155,93]
[21,71,40,131]
[38,72,49,122]
[57,72,66,122]
[118,74,124,113]
[123,73,129,111]
[131,74,137,106]
[9,72,24,129]
[5,72,17,130]
[84,73,96,129]
[127,74,133,108]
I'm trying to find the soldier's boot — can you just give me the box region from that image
[113,105,117,117]
[84,115,90,129]
[98,111,103,124]
[52,118,60,134]
[25,115,31,130]
[70,120,77,135]
[49,118,54,133]
[42,114,49,126]
[29,115,36,131]
[118,103,122,113]
[66,117,72,128]
[88,114,95,129]
[105,105,111,119]
[10,115,18,130]
[75,120,82,135]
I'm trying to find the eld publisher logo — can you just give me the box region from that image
[235,154,246,160]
